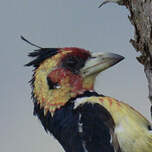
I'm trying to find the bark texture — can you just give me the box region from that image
[121,0,152,116]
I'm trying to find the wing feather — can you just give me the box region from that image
[75,102,121,152]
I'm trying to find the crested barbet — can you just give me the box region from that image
[24,38,152,152]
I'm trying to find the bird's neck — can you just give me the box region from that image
[33,74,96,116]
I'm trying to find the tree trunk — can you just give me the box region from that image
[124,0,152,117]
[100,0,152,117]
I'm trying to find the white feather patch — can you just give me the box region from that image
[110,134,113,144]
[74,97,91,109]
[77,111,88,152]
[115,124,124,133]
[82,141,88,152]
[78,114,83,133]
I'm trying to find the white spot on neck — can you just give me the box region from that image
[74,97,90,109]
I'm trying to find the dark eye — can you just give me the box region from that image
[66,56,78,67]
[47,77,60,89]
[62,56,85,74]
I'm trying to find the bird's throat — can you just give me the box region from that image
[33,68,96,116]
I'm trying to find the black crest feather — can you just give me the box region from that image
[25,48,59,67]
[21,36,59,68]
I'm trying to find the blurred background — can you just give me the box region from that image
[1,0,151,152]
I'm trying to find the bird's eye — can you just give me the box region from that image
[66,56,78,67]
[62,55,85,74]
[47,77,60,89]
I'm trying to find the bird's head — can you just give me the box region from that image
[26,47,124,116]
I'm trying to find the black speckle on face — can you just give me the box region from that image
[47,77,59,89]
[62,55,87,74]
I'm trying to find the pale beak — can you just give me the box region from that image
[81,52,124,77]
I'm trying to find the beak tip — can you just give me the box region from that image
[108,53,124,63]
[103,52,124,66]
[118,55,125,62]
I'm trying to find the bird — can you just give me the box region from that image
[23,37,152,152]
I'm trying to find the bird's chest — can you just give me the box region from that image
[52,106,87,152]
[52,106,79,138]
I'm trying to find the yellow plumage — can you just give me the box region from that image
[74,96,152,152]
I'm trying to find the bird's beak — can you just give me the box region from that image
[81,52,124,77]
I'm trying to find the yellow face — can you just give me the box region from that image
[33,49,95,116]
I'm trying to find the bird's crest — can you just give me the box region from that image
[21,36,59,68]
